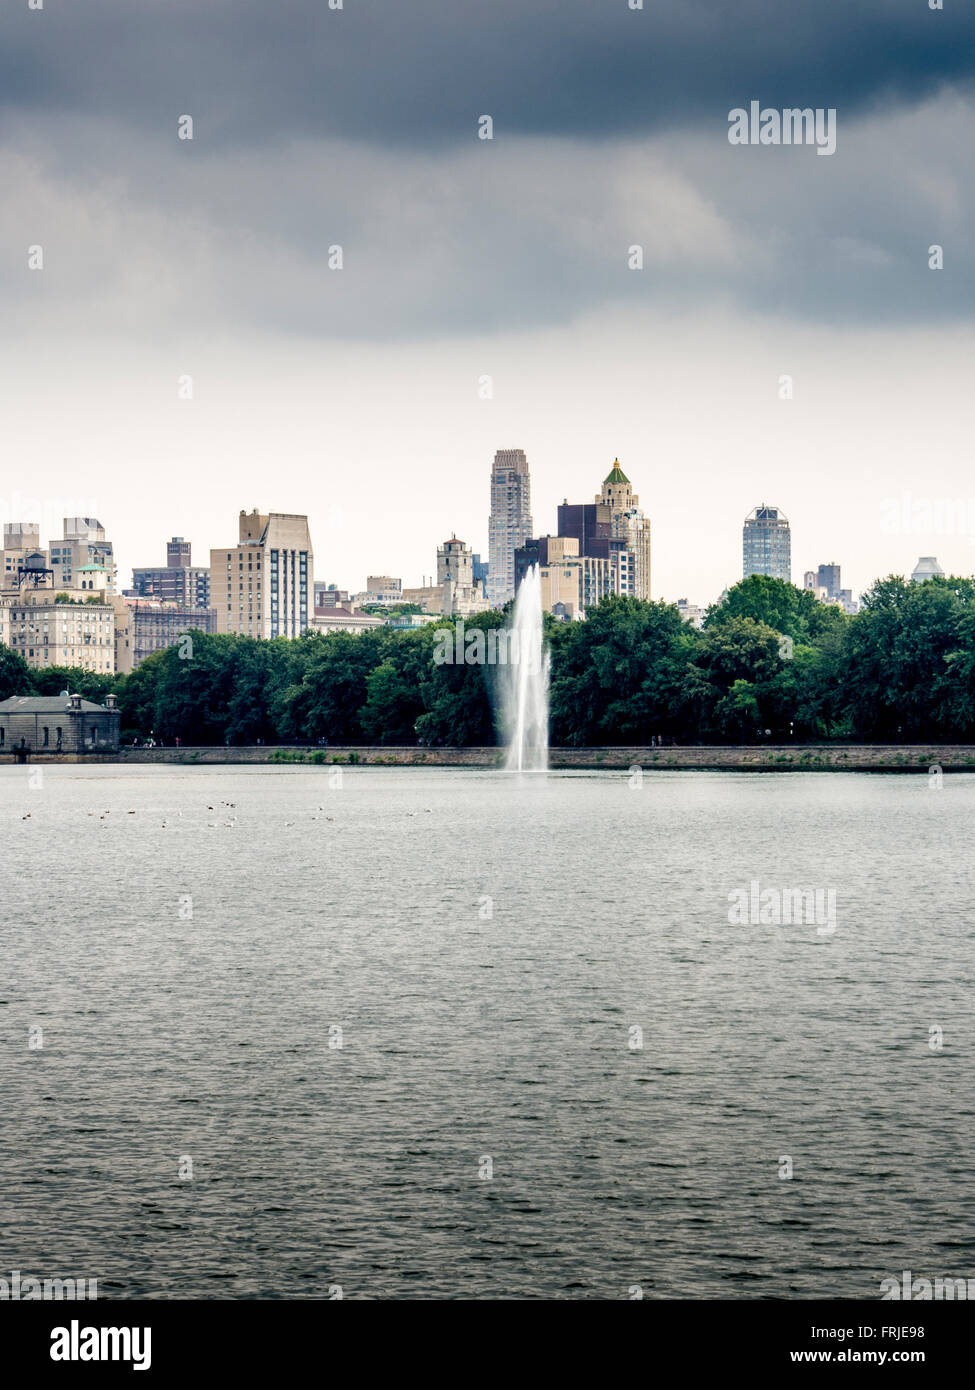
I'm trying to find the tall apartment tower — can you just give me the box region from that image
[743,504,791,582]
[210,509,313,638]
[597,459,651,600]
[487,448,532,607]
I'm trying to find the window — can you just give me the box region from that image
[43,727,49,746]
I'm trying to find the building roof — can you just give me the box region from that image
[0,695,111,714]
[745,503,789,524]
[603,459,630,485]
[911,556,944,581]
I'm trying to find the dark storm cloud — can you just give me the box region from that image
[1,0,973,149]
[2,98,971,343]
[0,1,972,342]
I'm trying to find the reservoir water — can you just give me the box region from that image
[1,765,973,1299]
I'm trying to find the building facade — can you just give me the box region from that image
[402,537,490,617]
[49,518,116,594]
[314,583,352,608]
[355,576,404,607]
[597,460,652,599]
[1,523,42,586]
[553,461,651,603]
[0,693,120,756]
[310,603,386,634]
[131,537,211,608]
[210,510,313,638]
[487,448,533,607]
[802,563,857,615]
[514,536,612,620]
[743,504,791,582]
[676,598,705,628]
[113,597,217,674]
[1,556,115,673]
[439,536,489,616]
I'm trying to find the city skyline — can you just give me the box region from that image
[1,468,962,622]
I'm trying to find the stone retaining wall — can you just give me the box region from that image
[4,744,964,771]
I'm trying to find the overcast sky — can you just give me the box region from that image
[2,0,973,605]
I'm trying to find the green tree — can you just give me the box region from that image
[705,575,848,644]
[414,615,501,745]
[278,630,392,743]
[841,575,975,740]
[30,667,118,703]
[682,616,784,740]
[549,596,693,745]
[0,645,33,699]
[359,636,430,743]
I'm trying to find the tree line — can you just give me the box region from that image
[3,574,975,745]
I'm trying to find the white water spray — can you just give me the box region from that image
[502,564,549,774]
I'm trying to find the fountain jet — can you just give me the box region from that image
[502,564,549,774]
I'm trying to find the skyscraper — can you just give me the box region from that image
[596,459,651,599]
[554,460,651,601]
[487,448,532,607]
[210,509,313,638]
[743,504,791,582]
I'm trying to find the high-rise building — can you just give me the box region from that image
[743,504,791,582]
[209,510,313,638]
[596,459,651,599]
[131,537,211,608]
[49,518,116,594]
[553,460,651,601]
[513,536,612,619]
[814,563,841,596]
[487,448,532,607]
[803,563,857,614]
[557,501,612,556]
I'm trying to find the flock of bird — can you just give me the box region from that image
[20,801,434,825]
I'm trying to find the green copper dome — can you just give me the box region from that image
[603,458,630,485]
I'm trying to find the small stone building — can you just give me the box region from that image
[0,693,120,756]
